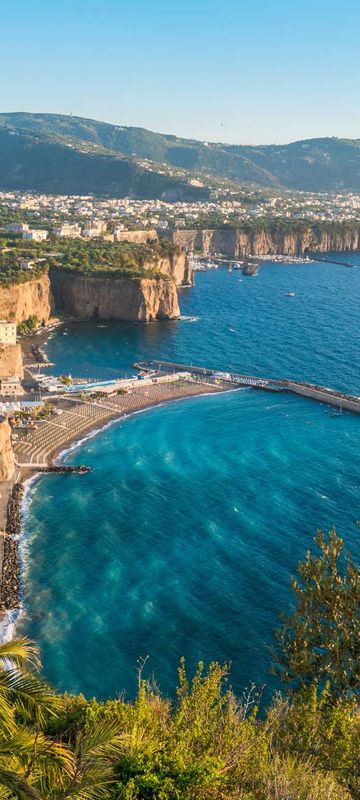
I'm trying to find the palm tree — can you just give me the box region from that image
[0,638,72,799]
[46,720,123,800]
[0,638,123,800]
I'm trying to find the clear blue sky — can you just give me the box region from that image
[1,0,359,145]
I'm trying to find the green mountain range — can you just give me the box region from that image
[0,112,360,197]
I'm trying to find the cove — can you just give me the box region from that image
[18,258,360,700]
[19,389,360,700]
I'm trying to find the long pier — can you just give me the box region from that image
[135,360,360,415]
[194,253,357,268]
[309,253,357,268]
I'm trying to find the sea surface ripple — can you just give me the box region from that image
[19,257,360,700]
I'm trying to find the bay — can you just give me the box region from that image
[19,257,360,700]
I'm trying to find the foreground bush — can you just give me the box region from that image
[0,530,358,799]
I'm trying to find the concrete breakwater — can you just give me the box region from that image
[31,343,54,367]
[6,483,24,536]
[137,361,360,415]
[281,381,360,414]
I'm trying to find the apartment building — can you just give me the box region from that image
[0,321,16,345]
[53,223,81,238]
[23,229,48,242]
[0,377,23,397]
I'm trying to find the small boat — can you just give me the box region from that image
[228,265,233,273]
[285,291,296,297]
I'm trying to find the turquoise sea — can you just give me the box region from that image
[18,257,360,701]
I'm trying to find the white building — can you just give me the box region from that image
[19,259,35,271]
[83,220,107,238]
[23,229,48,242]
[0,377,23,397]
[53,223,82,238]
[82,227,101,238]
[0,321,16,345]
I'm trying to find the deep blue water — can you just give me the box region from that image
[45,256,360,393]
[19,257,360,701]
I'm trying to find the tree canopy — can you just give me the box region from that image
[0,531,359,798]
[273,529,360,696]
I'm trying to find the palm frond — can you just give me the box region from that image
[0,729,39,759]
[0,767,42,799]
[0,670,60,723]
[0,640,41,673]
[53,769,114,800]
[0,689,17,737]
[79,720,123,761]
[0,730,73,798]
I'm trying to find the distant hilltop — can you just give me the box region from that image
[1,112,360,196]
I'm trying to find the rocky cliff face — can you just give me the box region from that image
[0,344,24,379]
[50,271,180,322]
[0,419,14,482]
[164,227,360,257]
[162,228,238,257]
[0,251,188,328]
[236,229,360,257]
[0,274,53,325]
[149,251,192,286]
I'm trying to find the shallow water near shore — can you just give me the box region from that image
[18,257,360,701]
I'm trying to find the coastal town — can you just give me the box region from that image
[1,187,360,239]
[1,0,360,792]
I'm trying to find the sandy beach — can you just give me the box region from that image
[0,376,231,616]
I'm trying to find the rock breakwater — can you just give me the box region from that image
[1,483,24,610]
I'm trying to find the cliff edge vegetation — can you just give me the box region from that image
[0,235,183,284]
[49,237,183,280]
[166,218,360,257]
[0,530,358,799]
[0,238,186,322]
